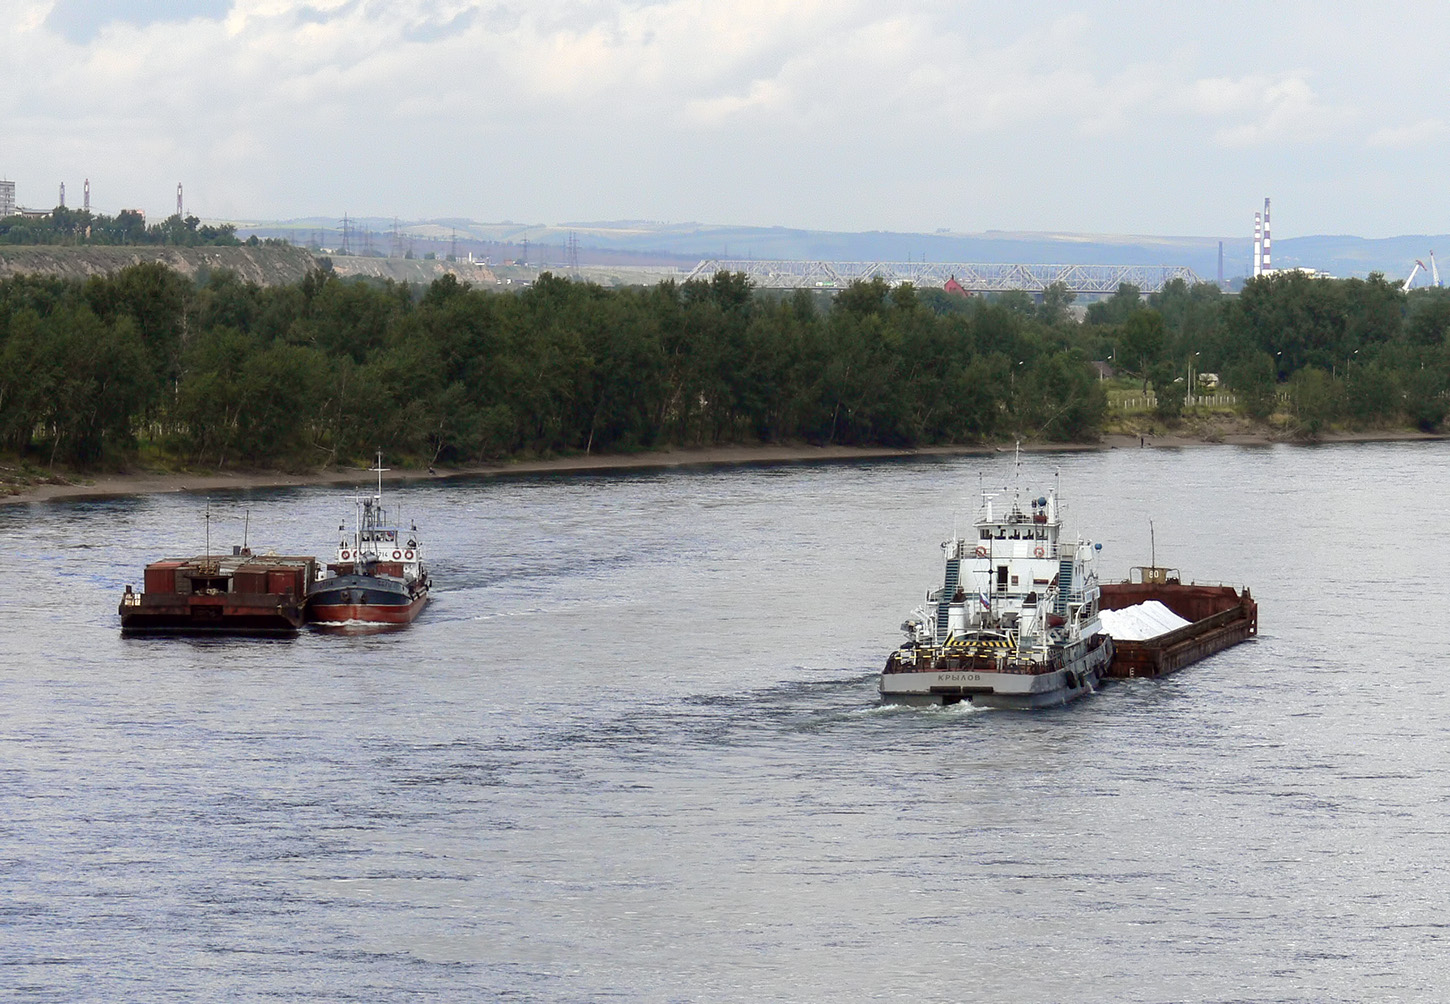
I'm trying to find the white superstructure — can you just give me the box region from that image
[881,462,1113,709]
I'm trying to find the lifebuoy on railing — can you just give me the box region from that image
[340,549,351,560]
[392,550,402,560]
[1034,546,1045,558]
[974,545,988,558]
[404,549,414,560]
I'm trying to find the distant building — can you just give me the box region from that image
[943,274,971,297]
[0,180,14,218]
[1091,360,1116,381]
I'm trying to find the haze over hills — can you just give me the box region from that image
[230,216,1450,289]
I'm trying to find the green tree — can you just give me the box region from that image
[1149,361,1186,421]
[1085,283,1142,325]
[1117,309,1168,389]
[1038,281,1075,326]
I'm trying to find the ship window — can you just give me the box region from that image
[980,529,991,540]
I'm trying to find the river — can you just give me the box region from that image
[2,441,1447,1002]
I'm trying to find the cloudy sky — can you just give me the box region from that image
[4,1,1445,238]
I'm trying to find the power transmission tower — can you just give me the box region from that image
[568,231,579,272]
[176,182,184,217]
[59,182,65,208]
[391,217,401,258]
[521,238,528,265]
[341,214,350,254]
[449,228,457,261]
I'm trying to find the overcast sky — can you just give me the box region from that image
[4,1,1445,239]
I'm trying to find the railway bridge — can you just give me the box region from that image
[684,260,1204,295]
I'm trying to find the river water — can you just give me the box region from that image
[2,442,1448,1002]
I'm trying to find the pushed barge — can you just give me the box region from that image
[1100,566,1257,678]
[881,474,1113,709]
[119,549,317,635]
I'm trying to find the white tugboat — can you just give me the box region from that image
[881,461,1112,709]
[307,454,430,626]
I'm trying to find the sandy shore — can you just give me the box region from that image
[3,431,1444,506]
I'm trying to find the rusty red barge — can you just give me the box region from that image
[1099,566,1257,679]
[119,549,318,635]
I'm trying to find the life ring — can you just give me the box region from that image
[340,549,350,560]
[404,549,414,560]
[1034,546,1045,558]
[392,550,402,560]
[974,544,988,558]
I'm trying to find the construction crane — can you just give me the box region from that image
[1403,259,1428,290]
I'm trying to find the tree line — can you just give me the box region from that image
[1083,272,1450,434]
[0,207,249,247]
[0,263,1445,470]
[0,265,1108,468]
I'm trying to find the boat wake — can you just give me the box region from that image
[308,619,410,635]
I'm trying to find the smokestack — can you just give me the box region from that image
[1253,211,1262,278]
[1218,241,1224,285]
[83,178,90,213]
[1262,197,1272,273]
[59,182,65,208]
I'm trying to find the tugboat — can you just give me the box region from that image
[306,454,430,625]
[880,461,1113,709]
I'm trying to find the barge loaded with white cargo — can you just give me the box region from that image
[1099,566,1257,678]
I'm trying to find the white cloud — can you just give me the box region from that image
[4,2,1450,234]
[1179,73,1354,147]
[1368,119,1446,149]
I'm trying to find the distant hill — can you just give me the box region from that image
[227,217,1450,287]
[0,245,318,284]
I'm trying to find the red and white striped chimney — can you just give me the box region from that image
[1253,211,1262,278]
[1262,197,1272,273]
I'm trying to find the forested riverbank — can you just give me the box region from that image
[1,262,1447,483]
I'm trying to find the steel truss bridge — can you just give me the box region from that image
[684,260,1203,295]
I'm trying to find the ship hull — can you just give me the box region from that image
[1099,581,1257,678]
[119,595,306,636]
[306,574,427,625]
[880,634,1114,709]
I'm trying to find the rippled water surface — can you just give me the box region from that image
[3,442,1449,1002]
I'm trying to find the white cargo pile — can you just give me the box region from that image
[1099,600,1192,642]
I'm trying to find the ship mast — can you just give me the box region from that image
[372,450,387,502]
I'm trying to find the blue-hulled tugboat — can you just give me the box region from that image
[307,455,429,626]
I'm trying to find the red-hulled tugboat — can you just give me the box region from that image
[306,454,429,626]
